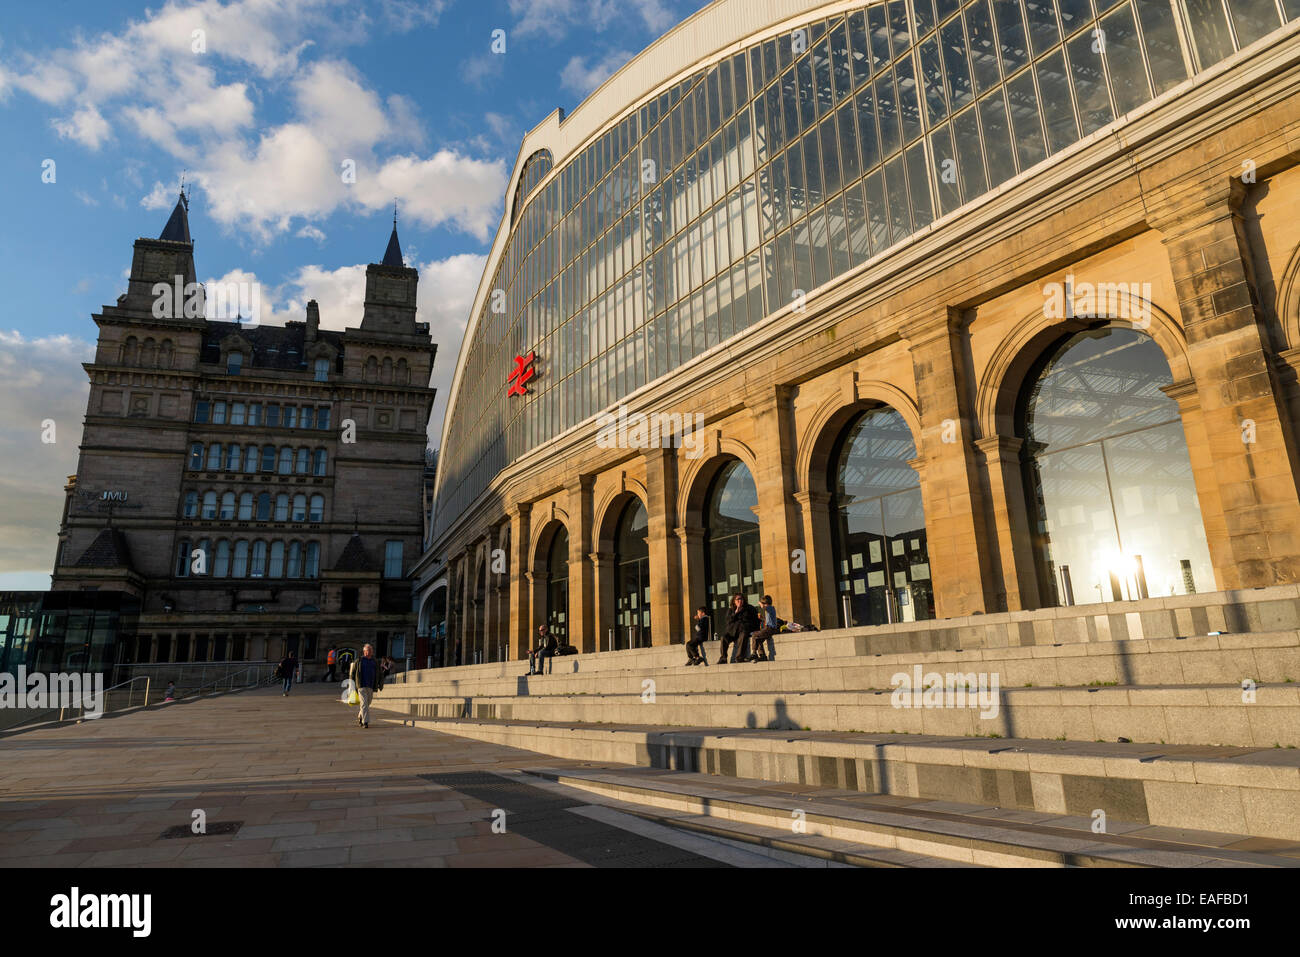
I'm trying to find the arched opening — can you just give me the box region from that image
[472,555,487,664]
[828,405,931,627]
[703,459,761,635]
[545,527,569,644]
[613,498,649,650]
[1018,326,1213,605]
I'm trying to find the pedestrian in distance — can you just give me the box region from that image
[686,606,711,665]
[323,645,338,682]
[349,643,385,728]
[278,650,298,695]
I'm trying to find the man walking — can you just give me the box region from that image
[279,649,298,695]
[323,645,338,682]
[349,643,385,728]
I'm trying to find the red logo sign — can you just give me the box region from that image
[507,351,536,397]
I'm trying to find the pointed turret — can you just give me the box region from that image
[159,191,192,244]
[382,225,404,267]
[360,213,419,335]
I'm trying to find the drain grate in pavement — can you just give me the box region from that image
[159,821,243,839]
[418,771,726,868]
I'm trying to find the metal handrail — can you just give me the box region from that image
[182,663,277,699]
[57,674,151,723]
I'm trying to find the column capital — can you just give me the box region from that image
[746,383,796,417]
[899,305,967,348]
[589,551,614,566]
[1160,378,1201,411]
[1147,176,1247,240]
[792,489,832,508]
[566,472,597,494]
[674,525,705,543]
[507,500,532,520]
[973,435,1023,460]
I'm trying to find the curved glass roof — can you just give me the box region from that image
[434,0,1296,541]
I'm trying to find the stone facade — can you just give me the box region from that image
[426,8,1300,666]
[50,199,436,669]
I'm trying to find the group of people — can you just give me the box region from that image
[274,644,395,729]
[686,593,783,665]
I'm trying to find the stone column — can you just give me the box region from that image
[747,384,811,623]
[567,475,596,652]
[527,571,543,649]
[643,446,683,645]
[589,551,614,651]
[507,503,531,660]
[1154,181,1300,587]
[793,489,835,628]
[973,435,1041,611]
[903,311,998,617]
[676,525,707,638]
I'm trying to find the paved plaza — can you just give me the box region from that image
[0,685,730,868]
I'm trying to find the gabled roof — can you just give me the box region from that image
[333,534,376,572]
[74,528,134,569]
[159,193,192,244]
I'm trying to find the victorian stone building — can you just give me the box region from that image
[47,195,437,672]
[423,0,1300,666]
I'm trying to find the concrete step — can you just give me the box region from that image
[518,764,1300,868]
[373,713,1300,841]
[379,681,1300,749]
[391,631,1300,700]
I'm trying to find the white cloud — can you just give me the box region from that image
[559,50,632,98]
[0,332,94,579]
[353,152,508,242]
[141,180,177,210]
[508,0,676,39]
[53,104,111,149]
[297,224,327,242]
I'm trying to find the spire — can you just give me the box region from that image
[159,188,192,244]
[382,200,403,266]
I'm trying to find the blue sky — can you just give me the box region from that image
[0,0,709,587]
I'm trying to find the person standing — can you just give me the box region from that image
[323,646,338,682]
[279,650,298,695]
[349,643,385,728]
[686,606,711,666]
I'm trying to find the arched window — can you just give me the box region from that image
[313,449,327,476]
[292,494,307,522]
[305,542,320,578]
[122,336,139,366]
[250,541,267,577]
[315,358,329,382]
[261,445,276,472]
[295,448,309,474]
[232,540,249,577]
[828,407,930,627]
[256,492,271,521]
[545,528,569,645]
[703,460,761,633]
[224,443,241,471]
[287,542,303,578]
[365,356,378,381]
[274,494,289,521]
[219,492,236,520]
[238,492,254,521]
[201,491,218,520]
[214,540,231,577]
[1019,327,1213,605]
[244,446,259,473]
[269,541,285,578]
[182,491,198,519]
[613,499,650,649]
[309,495,324,522]
[396,358,409,384]
[278,447,293,474]
[206,443,222,470]
[141,338,157,366]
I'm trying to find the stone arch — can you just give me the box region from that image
[796,381,923,496]
[676,438,759,530]
[121,336,139,365]
[593,483,649,551]
[365,356,378,382]
[977,302,1191,442]
[529,517,569,576]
